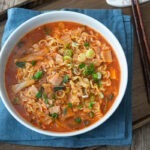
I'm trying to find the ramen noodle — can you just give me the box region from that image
[5,22,120,132]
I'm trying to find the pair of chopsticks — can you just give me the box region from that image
[131,0,150,103]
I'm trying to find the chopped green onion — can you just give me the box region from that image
[54,86,66,92]
[98,80,103,88]
[92,72,102,81]
[97,72,102,79]
[86,48,95,59]
[17,41,25,48]
[43,93,48,104]
[72,42,79,47]
[84,42,90,47]
[90,95,95,101]
[33,71,43,80]
[36,92,42,99]
[63,56,72,62]
[108,93,114,100]
[50,113,59,119]
[36,87,44,99]
[75,117,82,123]
[51,93,56,100]
[15,61,26,68]
[88,101,95,109]
[63,108,67,115]
[62,75,69,83]
[31,61,36,66]
[83,63,95,76]
[65,43,70,49]
[44,27,51,35]
[64,49,73,57]
[92,73,98,80]
[49,104,54,108]
[67,63,73,69]
[79,63,85,69]
[68,102,73,108]
[13,98,19,105]
[78,53,86,62]
[77,105,83,110]
[87,63,95,74]
[89,111,95,118]
[99,92,104,99]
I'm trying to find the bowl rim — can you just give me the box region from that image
[0,10,128,137]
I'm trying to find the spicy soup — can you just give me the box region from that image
[5,22,120,132]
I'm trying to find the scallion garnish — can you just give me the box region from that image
[13,98,19,105]
[36,87,44,99]
[44,27,51,35]
[43,93,49,104]
[108,93,114,100]
[33,71,43,80]
[63,108,67,115]
[79,63,85,69]
[92,72,102,81]
[17,41,25,48]
[75,117,82,123]
[50,113,59,119]
[31,61,36,66]
[62,75,69,83]
[51,93,56,100]
[68,102,73,108]
[84,42,90,47]
[15,61,26,68]
[83,63,95,76]
[88,101,95,109]
[64,49,73,57]
[54,86,66,92]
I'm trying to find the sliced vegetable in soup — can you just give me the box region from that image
[5,22,120,132]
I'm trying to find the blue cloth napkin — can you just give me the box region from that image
[0,8,133,147]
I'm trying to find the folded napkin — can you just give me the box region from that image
[0,8,133,147]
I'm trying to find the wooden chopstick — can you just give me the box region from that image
[134,0,150,64]
[131,0,150,103]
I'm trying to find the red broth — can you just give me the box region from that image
[5,22,120,132]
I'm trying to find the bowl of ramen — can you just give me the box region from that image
[0,11,128,136]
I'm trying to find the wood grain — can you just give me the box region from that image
[0,0,26,11]
[131,123,150,150]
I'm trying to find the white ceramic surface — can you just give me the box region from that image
[106,0,150,7]
[0,11,128,137]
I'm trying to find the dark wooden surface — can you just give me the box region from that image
[0,0,150,149]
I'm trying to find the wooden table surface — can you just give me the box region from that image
[0,0,150,150]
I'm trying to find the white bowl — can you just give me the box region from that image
[0,11,128,137]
